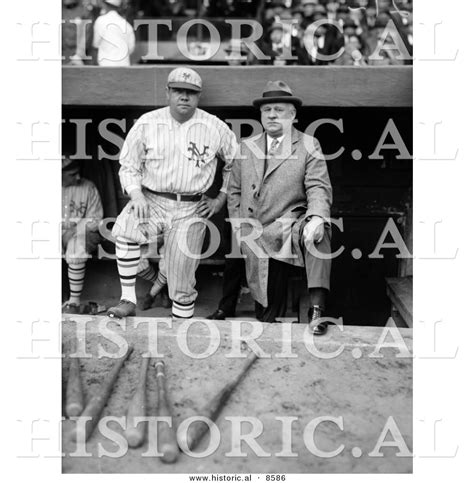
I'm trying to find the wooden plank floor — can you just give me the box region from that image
[62,315,412,473]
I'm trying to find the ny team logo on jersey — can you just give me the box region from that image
[68,200,87,217]
[187,141,210,168]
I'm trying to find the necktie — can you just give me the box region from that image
[268,138,279,156]
[264,138,279,176]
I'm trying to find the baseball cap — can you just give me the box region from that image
[62,158,80,171]
[167,67,202,92]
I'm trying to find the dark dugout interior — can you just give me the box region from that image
[62,104,412,326]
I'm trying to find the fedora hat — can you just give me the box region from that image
[252,80,303,108]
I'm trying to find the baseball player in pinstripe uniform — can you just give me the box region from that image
[62,158,103,313]
[107,67,238,319]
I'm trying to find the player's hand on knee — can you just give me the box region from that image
[128,190,149,223]
[196,195,224,219]
[62,227,76,250]
[303,216,325,245]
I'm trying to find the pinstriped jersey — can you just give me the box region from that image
[62,179,103,232]
[119,106,238,195]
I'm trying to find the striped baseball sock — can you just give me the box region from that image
[67,262,86,305]
[138,263,158,283]
[172,300,194,318]
[150,271,167,297]
[116,237,140,305]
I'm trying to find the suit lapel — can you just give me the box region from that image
[263,128,300,181]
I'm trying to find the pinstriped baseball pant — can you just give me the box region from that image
[112,191,206,316]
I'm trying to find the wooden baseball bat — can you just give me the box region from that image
[70,345,134,442]
[180,351,259,451]
[65,355,84,417]
[155,359,179,463]
[124,353,150,448]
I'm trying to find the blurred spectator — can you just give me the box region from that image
[367,29,406,66]
[334,34,367,65]
[256,23,302,66]
[361,15,389,59]
[325,1,339,21]
[342,18,357,41]
[300,0,319,30]
[130,0,184,17]
[261,0,287,32]
[63,0,102,65]
[313,4,326,18]
[300,19,344,65]
[92,0,136,66]
[62,0,415,67]
[224,39,251,65]
[347,4,364,32]
[336,5,351,26]
[405,21,413,55]
[363,6,377,29]
[269,0,287,21]
[203,0,230,16]
[230,0,259,17]
[291,9,305,39]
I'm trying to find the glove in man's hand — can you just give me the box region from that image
[303,216,325,245]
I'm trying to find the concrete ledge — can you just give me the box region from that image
[62,65,412,108]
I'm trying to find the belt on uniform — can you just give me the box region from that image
[144,188,202,202]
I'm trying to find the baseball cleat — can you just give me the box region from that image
[63,303,80,314]
[160,290,172,308]
[107,300,136,318]
[139,292,156,311]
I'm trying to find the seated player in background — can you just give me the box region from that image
[62,158,104,313]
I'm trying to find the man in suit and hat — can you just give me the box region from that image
[227,81,332,335]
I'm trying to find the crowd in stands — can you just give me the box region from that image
[62,0,413,66]
[250,0,413,66]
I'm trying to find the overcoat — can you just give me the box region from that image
[227,127,332,306]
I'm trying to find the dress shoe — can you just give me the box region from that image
[107,300,136,318]
[207,309,227,320]
[308,305,328,336]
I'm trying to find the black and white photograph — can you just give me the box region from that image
[6,0,472,481]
